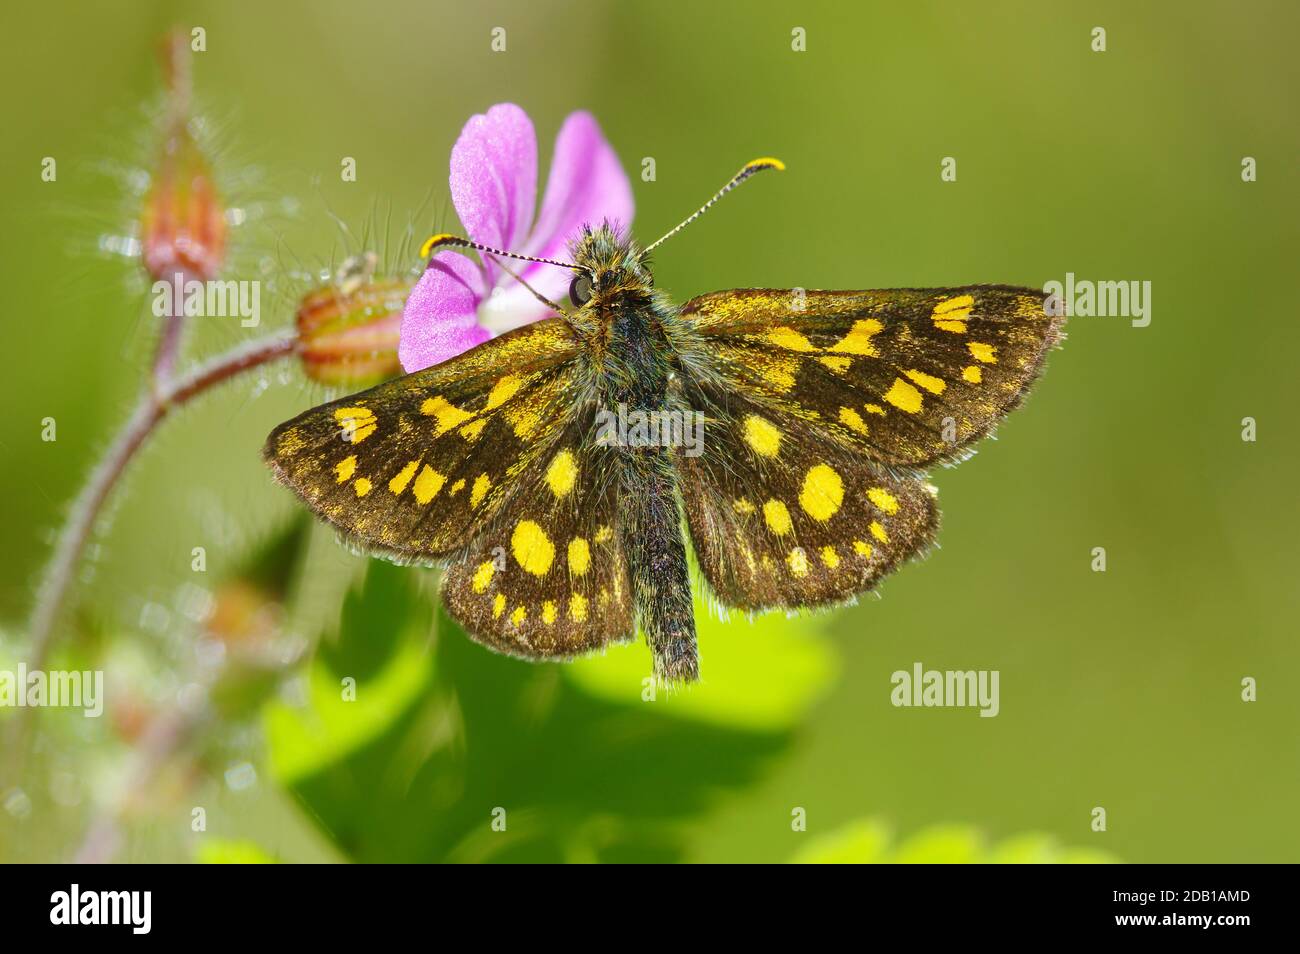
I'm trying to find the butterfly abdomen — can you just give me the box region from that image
[597,286,700,682]
[619,453,698,683]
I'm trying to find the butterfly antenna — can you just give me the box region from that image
[641,157,785,256]
[419,233,578,270]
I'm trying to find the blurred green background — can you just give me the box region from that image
[1,0,1297,863]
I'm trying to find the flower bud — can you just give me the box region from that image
[139,33,226,282]
[296,266,411,387]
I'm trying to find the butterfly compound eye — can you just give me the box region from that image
[569,273,594,307]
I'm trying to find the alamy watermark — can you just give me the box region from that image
[50,885,150,934]
[1044,273,1151,327]
[595,403,704,457]
[0,665,103,717]
[891,662,999,717]
[152,271,261,327]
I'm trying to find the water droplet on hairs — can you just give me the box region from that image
[139,601,172,634]
[195,636,226,670]
[176,582,214,622]
[224,762,257,792]
[176,682,206,714]
[97,233,142,258]
[3,788,32,820]
[280,674,310,708]
[49,771,83,808]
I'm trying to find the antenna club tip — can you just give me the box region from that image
[745,157,786,173]
[419,233,460,258]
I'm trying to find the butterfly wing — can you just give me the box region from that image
[680,286,1064,470]
[263,318,582,561]
[675,285,1063,610]
[439,422,636,660]
[677,384,939,612]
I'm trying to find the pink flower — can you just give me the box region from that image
[398,103,634,372]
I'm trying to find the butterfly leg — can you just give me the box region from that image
[621,456,699,683]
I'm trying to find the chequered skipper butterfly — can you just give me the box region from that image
[264,159,1065,683]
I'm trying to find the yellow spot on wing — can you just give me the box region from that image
[511,520,555,576]
[867,487,900,515]
[413,465,446,504]
[542,600,557,625]
[933,295,973,331]
[492,593,506,618]
[486,375,522,409]
[799,464,844,522]
[389,460,419,495]
[819,356,852,374]
[968,342,997,363]
[934,295,974,315]
[353,477,372,497]
[884,378,924,413]
[420,396,475,435]
[545,450,578,497]
[742,415,782,457]
[839,407,869,435]
[821,546,840,569]
[904,369,947,394]
[864,404,886,416]
[869,521,889,543]
[962,365,983,383]
[763,499,793,536]
[766,326,818,351]
[733,498,756,515]
[472,561,495,594]
[828,319,883,356]
[854,540,873,558]
[459,419,487,441]
[511,606,526,626]
[594,525,613,544]
[470,473,491,507]
[505,402,543,438]
[450,478,466,495]
[569,593,588,622]
[788,548,809,576]
[334,407,377,443]
[335,455,357,483]
[277,429,306,456]
[759,355,799,392]
[568,537,591,576]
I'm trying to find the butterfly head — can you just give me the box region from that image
[566,224,651,311]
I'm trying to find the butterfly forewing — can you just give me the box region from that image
[680,286,1063,470]
[263,318,581,560]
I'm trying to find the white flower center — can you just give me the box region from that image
[477,284,538,336]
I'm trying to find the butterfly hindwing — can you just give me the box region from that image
[677,384,939,612]
[680,286,1064,470]
[439,418,635,659]
[263,318,581,560]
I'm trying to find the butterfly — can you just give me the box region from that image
[264,158,1066,683]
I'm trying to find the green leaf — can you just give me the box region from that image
[194,838,279,864]
[792,819,1120,864]
[265,561,815,862]
[263,561,434,783]
[564,594,837,730]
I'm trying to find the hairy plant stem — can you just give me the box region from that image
[5,330,297,785]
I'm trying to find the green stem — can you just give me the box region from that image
[6,331,297,784]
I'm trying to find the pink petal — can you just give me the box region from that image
[512,110,635,303]
[398,251,490,372]
[449,103,537,286]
